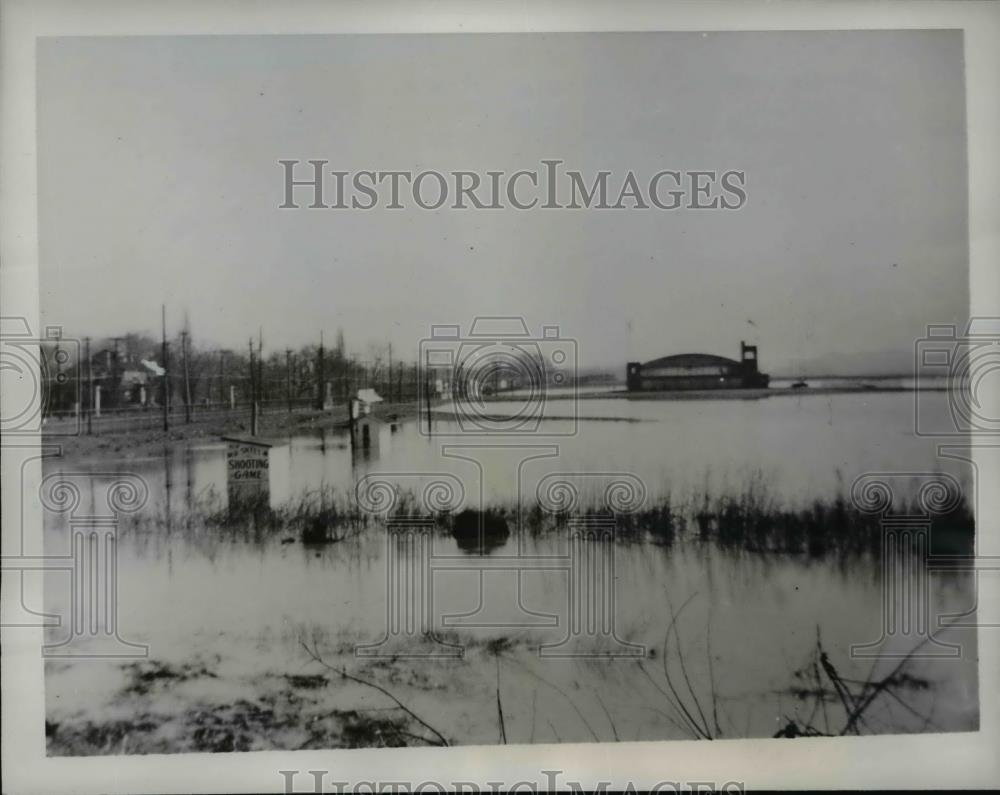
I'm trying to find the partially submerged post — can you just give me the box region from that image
[356,412,383,453]
[350,388,384,456]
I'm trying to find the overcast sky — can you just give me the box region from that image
[37,31,968,372]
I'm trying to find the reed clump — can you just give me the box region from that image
[125,477,974,559]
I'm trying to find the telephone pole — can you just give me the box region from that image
[258,327,264,414]
[249,337,258,436]
[424,364,432,434]
[161,305,169,432]
[84,337,93,435]
[110,336,124,411]
[286,348,293,413]
[52,334,63,419]
[315,331,325,410]
[219,349,226,408]
[181,330,192,424]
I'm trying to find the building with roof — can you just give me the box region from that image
[88,347,166,407]
[626,341,769,391]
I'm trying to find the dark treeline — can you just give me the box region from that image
[39,326,424,418]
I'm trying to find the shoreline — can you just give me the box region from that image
[41,385,945,462]
[40,402,418,463]
[500,384,948,401]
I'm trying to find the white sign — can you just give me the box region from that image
[224,437,272,500]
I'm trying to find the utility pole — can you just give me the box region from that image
[249,337,258,436]
[84,337,93,435]
[161,305,169,433]
[286,348,293,413]
[424,364,432,434]
[181,330,192,424]
[315,331,325,410]
[52,335,62,419]
[387,343,392,402]
[110,336,123,411]
[219,350,225,408]
[257,327,264,417]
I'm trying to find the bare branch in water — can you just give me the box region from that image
[636,665,701,738]
[775,628,937,738]
[659,591,713,739]
[298,638,450,747]
[595,691,619,742]
[529,689,538,744]
[839,635,936,736]
[705,607,723,737]
[495,654,507,744]
[500,654,601,742]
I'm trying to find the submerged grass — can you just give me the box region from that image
[689,483,974,558]
[122,474,974,559]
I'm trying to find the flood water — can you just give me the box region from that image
[42,390,979,750]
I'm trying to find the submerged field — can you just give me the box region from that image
[41,391,979,753]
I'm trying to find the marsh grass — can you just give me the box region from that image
[122,475,974,559]
[694,486,973,558]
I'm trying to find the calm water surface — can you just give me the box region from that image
[43,391,979,746]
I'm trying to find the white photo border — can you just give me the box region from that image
[2,1,998,791]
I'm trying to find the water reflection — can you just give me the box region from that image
[43,517,978,740]
[50,391,972,522]
[41,390,979,743]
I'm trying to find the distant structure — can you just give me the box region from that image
[626,341,769,391]
[89,347,165,408]
[354,388,384,414]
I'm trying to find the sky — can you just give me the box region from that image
[37,31,968,373]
